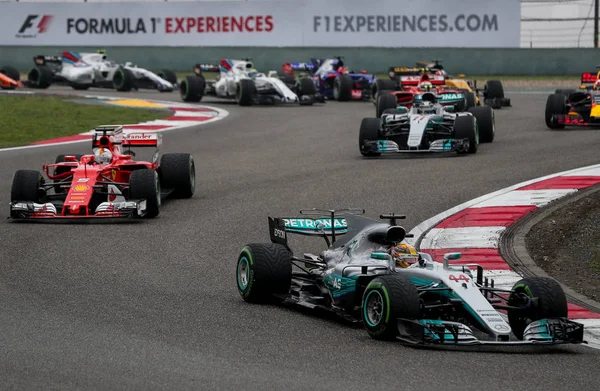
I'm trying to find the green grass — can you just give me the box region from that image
[0,96,169,148]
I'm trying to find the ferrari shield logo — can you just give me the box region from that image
[111,169,117,180]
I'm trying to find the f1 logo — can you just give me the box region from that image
[19,15,53,34]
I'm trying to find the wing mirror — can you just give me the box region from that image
[443,252,462,269]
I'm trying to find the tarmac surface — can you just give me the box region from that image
[2,87,600,390]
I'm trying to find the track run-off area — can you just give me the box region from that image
[2,87,600,390]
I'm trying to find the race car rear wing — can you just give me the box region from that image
[283,62,316,74]
[581,71,598,84]
[33,55,61,65]
[122,131,162,147]
[193,63,220,76]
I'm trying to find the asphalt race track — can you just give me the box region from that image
[2,88,600,390]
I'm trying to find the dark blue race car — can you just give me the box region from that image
[282,57,375,101]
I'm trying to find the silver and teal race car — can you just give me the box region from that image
[360,92,495,156]
[235,210,584,346]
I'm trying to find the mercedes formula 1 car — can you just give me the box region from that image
[360,91,495,156]
[282,56,375,101]
[27,50,176,92]
[545,71,600,129]
[180,59,321,106]
[373,60,510,109]
[9,125,195,220]
[236,210,583,346]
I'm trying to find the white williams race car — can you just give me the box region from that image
[27,50,176,92]
[180,59,322,106]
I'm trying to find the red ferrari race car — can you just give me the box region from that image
[374,73,474,118]
[9,125,195,220]
[0,65,23,90]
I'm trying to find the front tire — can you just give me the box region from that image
[372,79,397,101]
[362,275,421,341]
[507,277,568,340]
[236,79,256,106]
[359,118,381,157]
[468,106,495,143]
[453,115,478,154]
[159,153,195,198]
[157,69,177,85]
[27,65,53,89]
[129,169,160,218]
[484,80,504,99]
[545,93,567,129]
[236,243,292,303]
[11,170,43,202]
[180,76,205,103]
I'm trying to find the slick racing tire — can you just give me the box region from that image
[280,73,296,88]
[507,277,568,340]
[129,169,161,218]
[298,78,317,106]
[11,170,43,202]
[54,154,83,194]
[113,67,135,92]
[555,88,576,97]
[333,74,353,101]
[453,115,478,154]
[180,76,205,103]
[159,153,195,198]
[27,65,53,89]
[372,79,397,101]
[236,243,292,303]
[465,92,476,109]
[0,65,20,90]
[157,69,177,85]
[362,274,420,341]
[483,80,504,99]
[545,93,567,130]
[236,79,256,106]
[376,92,397,118]
[468,106,495,143]
[359,118,381,157]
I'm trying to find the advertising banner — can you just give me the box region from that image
[0,0,520,47]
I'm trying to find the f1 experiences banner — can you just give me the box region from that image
[0,0,520,48]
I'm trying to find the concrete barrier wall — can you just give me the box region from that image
[0,46,597,75]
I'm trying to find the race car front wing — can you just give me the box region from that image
[396,317,584,346]
[9,200,148,219]
[365,139,471,154]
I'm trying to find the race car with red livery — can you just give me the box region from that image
[374,74,474,118]
[9,125,195,220]
[545,70,600,129]
[281,57,375,101]
[0,65,23,90]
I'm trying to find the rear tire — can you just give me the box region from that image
[112,67,135,92]
[236,243,292,303]
[27,65,53,89]
[362,275,421,341]
[468,106,495,143]
[236,79,256,106]
[359,118,381,157]
[180,76,205,103]
[159,153,195,198]
[376,92,397,118]
[507,277,568,340]
[453,115,478,154]
[545,93,567,129]
[129,169,160,218]
[333,74,353,101]
[484,80,504,99]
[465,92,476,109]
[11,170,43,202]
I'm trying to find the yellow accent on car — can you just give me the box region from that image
[590,105,600,118]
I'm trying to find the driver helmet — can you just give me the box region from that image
[94,147,112,164]
[391,243,419,268]
[419,81,434,92]
[247,68,259,77]
[594,79,600,90]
